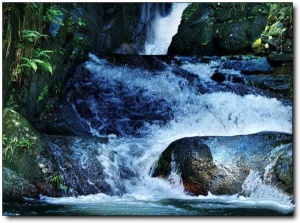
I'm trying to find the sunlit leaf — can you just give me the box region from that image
[30,62,37,72]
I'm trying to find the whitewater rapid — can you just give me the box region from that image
[38,54,294,214]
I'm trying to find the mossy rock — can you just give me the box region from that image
[275,145,293,192]
[2,167,39,202]
[252,38,263,54]
[2,108,44,185]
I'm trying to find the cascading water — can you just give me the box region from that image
[144,3,190,55]
[3,4,294,216]
[25,53,293,216]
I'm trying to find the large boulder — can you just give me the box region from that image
[2,109,44,185]
[168,3,269,55]
[2,108,45,202]
[1,107,124,199]
[152,137,216,195]
[152,132,293,197]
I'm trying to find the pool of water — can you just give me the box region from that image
[3,194,294,216]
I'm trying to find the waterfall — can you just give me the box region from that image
[144,3,190,55]
[65,54,292,201]
[34,54,293,215]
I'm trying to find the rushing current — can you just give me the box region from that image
[4,53,294,216]
[3,3,294,216]
[145,3,190,55]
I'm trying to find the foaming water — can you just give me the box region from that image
[242,171,292,204]
[25,54,293,216]
[80,56,292,187]
[145,3,190,55]
[180,59,242,81]
[84,54,292,138]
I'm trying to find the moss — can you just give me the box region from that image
[3,109,37,158]
[157,158,171,173]
[181,3,200,23]
[252,38,263,54]
[153,155,171,177]
[2,108,44,184]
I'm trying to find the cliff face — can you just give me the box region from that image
[168,3,269,55]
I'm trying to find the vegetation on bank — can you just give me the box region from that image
[2,3,89,124]
[252,3,292,54]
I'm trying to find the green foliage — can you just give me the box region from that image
[77,18,86,27]
[44,5,64,25]
[5,91,19,110]
[19,57,52,74]
[50,174,68,191]
[13,30,53,79]
[252,38,264,54]
[19,30,48,46]
[13,47,53,82]
[262,3,292,52]
[37,85,49,102]
[50,174,62,189]
[267,3,292,25]
[182,4,199,23]
[3,3,54,112]
[2,134,8,149]
[3,134,33,161]
[2,109,39,162]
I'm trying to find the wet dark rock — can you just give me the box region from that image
[152,132,293,196]
[42,135,115,197]
[211,72,226,82]
[2,168,39,202]
[36,66,93,136]
[271,64,293,75]
[267,52,293,67]
[274,146,293,193]
[168,3,215,55]
[152,137,215,195]
[37,101,92,137]
[211,71,246,84]
[228,75,245,84]
[245,74,292,99]
[104,55,168,72]
[221,57,272,74]
[113,42,139,54]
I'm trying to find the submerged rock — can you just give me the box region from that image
[152,132,293,197]
[64,58,174,137]
[152,138,216,195]
[211,71,226,82]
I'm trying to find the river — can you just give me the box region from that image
[2,3,294,217]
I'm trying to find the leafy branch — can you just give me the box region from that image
[13,49,53,80]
